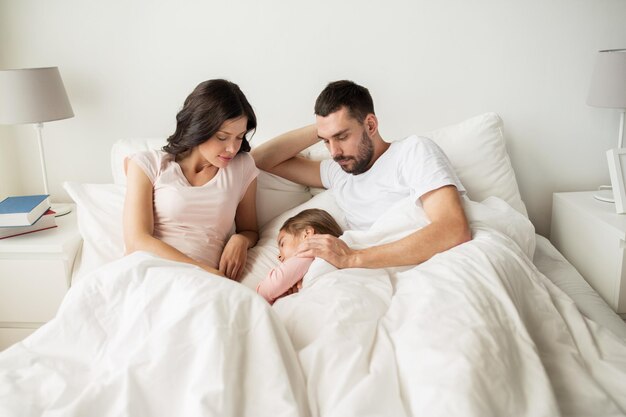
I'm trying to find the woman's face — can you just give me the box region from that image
[198,116,248,168]
[277,228,312,262]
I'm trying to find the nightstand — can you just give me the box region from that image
[0,206,81,350]
[551,192,626,316]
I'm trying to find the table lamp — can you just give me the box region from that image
[587,49,626,204]
[0,67,74,216]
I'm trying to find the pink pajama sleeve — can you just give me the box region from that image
[256,257,314,304]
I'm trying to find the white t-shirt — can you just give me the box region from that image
[320,135,465,231]
[128,150,259,268]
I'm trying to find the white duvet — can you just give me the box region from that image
[1,195,626,417]
[0,255,309,417]
[273,196,626,417]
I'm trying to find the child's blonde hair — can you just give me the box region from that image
[280,209,342,238]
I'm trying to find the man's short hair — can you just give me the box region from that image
[314,80,375,123]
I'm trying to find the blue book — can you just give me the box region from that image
[0,195,51,227]
[0,209,57,239]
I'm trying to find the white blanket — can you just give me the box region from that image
[1,196,625,417]
[0,254,309,417]
[273,197,626,417]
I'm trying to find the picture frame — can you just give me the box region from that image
[606,148,626,214]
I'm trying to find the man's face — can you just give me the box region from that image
[316,107,374,175]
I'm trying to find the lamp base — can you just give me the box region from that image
[593,188,615,203]
[51,203,72,217]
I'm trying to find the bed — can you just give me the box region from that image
[1,112,625,417]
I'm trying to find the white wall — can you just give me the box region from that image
[0,0,624,236]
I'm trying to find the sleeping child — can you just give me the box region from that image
[256,208,343,304]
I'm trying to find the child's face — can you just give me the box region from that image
[277,228,311,262]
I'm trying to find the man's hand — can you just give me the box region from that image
[219,234,249,281]
[296,235,356,269]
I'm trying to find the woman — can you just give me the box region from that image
[123,79,259,280]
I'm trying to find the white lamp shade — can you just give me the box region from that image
[587,49,626,109]
[0,67,74,124]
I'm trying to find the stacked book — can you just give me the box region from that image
[0,195,57,239]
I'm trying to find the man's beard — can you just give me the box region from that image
[334,131,374,175]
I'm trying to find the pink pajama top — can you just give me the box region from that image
[257,257,314,304]
[127,150,259,269]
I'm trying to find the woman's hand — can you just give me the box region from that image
[200,264,225,277]
[219,234,250,281]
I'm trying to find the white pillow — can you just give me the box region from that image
[256,172,313,227]
[64,182,126,282]
[424,112,527,216]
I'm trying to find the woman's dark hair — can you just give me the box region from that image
[314,80,375,123]
[163,79,256,156]
[280,208,343,238]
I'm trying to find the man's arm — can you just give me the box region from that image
[251,124,324,188]
[296,185,471,269]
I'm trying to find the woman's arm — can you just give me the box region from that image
[219,178,259,280]
[123,159,223,276]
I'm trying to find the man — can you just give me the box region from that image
[252,80,471,269]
